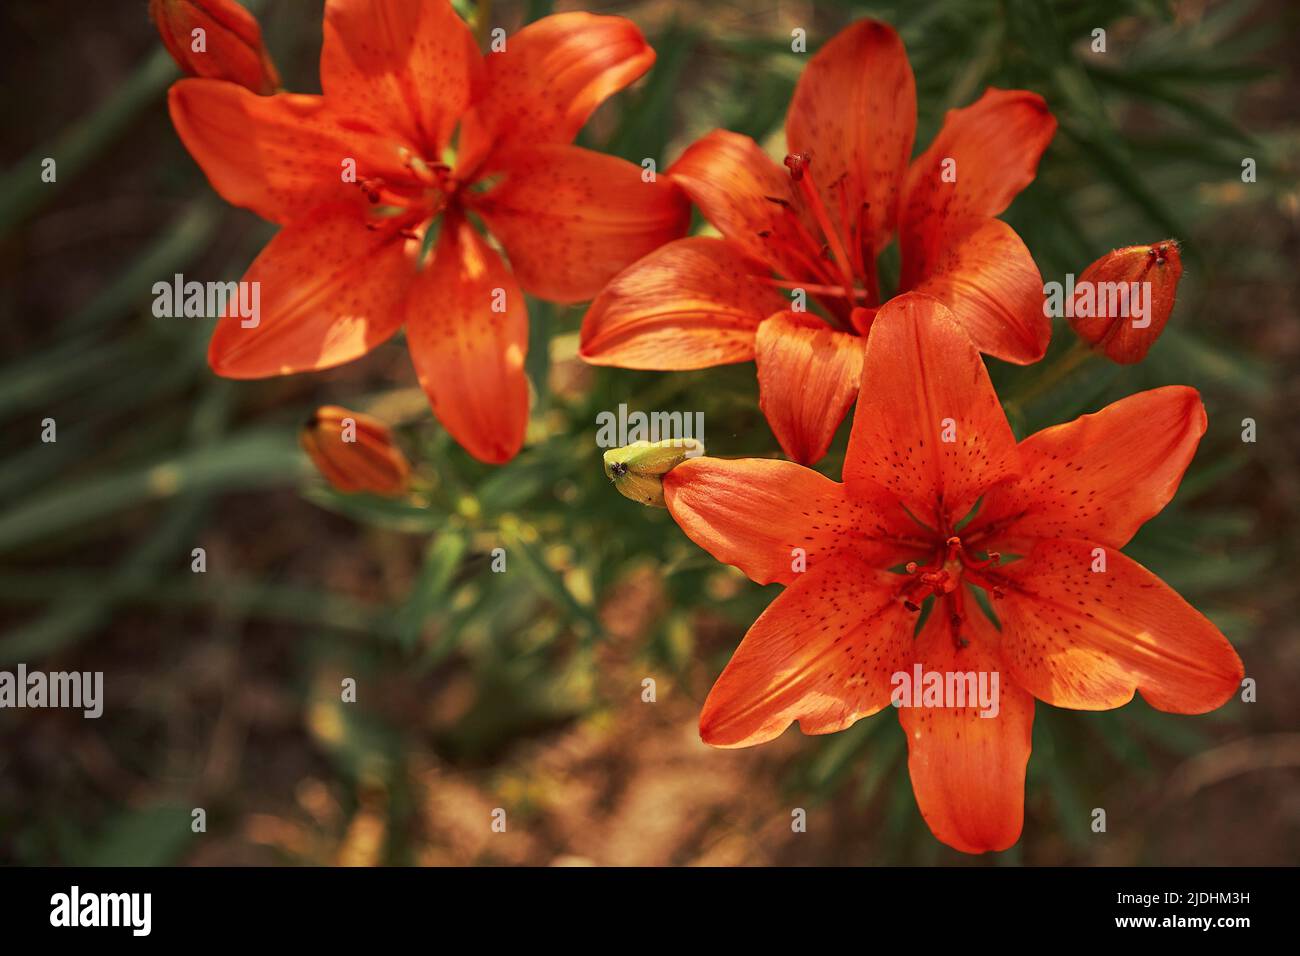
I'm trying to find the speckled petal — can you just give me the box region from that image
[664,456,921,586]
[899,604,1034,854]
[208,203,417,378]
[986,538,1244,714]
[320,0,482,152]
[899,87,1056,254]
[580,237,787,370]
[457,12,655,175]
[470,144,689,304]
[168,80,408,225]
[755,312,866,465]
[965,386,1207,551]
[698,548,916,747]
[405,216,529,465]
[844,293,1019,528]
[785,19,916,256]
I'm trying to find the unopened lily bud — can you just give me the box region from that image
[603,438,704,508]
[150,0,281,94]
[301,406,411,496]
[1069,240,1182,364]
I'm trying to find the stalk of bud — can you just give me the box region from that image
[1069,240,1183,364]
[150,0,281,94]
[301,406,411,497]
[603,438,704,508]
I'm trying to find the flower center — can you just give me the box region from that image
[900,536,1003,646]
[355,147,458,246]
[754,152,880,330]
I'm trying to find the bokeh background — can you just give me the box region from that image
[1,0,1297,865]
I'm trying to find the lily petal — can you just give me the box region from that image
[470,144,690,303]
[668,129,814,278]
[664,456,919,587]
[845,293,1019,526]
[320,0,482,152]
[785,19,916,256]
[900,87,1056,244]
[580,237,788,370]
[899,604,1034,854]
[698,548,915,747]
[967,387,1207,551]
[169,80,407,225]
[208,203,416,378]
[405,217,529,464]
[755,312,866,464]
[989,538,1245,713]
[457,12,655,175]
[901,216,1050,365]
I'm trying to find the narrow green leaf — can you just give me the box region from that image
[395,529,470,647]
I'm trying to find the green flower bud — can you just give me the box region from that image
[603,438,703,508]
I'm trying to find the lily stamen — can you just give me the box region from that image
[762,195,843,288]
[784,152,858,306]
[829,171,865,277]
[899,536,1004,621]
[758,278,871,301]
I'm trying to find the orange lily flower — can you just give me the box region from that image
[168,0,689,463]
[662,292,1244,853]
[581,19,1058,464]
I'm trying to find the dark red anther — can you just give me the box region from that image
[783,152,811,181]
[963,549,1001,572]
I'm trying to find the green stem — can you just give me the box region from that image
[1007,340,1094,411]
[475,0,494,45]
[0,48,178,235]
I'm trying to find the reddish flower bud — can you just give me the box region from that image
[301,406,411,497]
[150,0,280,94]
[1068,240,1183,364]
